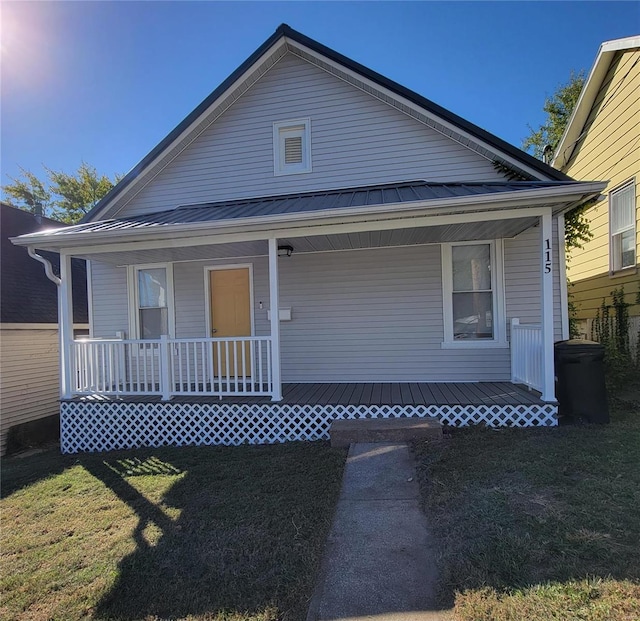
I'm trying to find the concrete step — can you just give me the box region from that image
[330,417,442,448]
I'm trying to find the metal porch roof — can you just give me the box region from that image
[29,180,585,238]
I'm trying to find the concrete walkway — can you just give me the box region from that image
[307,442,447,621]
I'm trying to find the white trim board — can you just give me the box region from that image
[0,323,90,330]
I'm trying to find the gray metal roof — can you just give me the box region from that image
[34,180,582,238]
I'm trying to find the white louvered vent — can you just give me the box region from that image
[284,135,303,164]
[273,119,311,175]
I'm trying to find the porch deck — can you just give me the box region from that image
[67,381,545,407]
[60,381,556,453]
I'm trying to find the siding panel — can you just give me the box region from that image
[505,221,563,340]
[90,261,130,338]
[119,53,503,217]
[90,222,563,383]
[564,47,640,320]
[161,243,543,383]
[0,329,60,455]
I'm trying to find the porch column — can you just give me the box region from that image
[268,238,283,401]
[59,253,74,399]
[540,210,556,402]
[558,214,570,340]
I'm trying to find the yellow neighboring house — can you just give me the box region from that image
[553,35,639,338]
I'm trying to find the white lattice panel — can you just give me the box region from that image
[60,401,557,454]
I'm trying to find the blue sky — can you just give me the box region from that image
[1,1,638,190]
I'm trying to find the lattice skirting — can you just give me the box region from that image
[60,401,558,454]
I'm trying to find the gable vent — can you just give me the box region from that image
[273,118,311,175]
[284,135,303,164]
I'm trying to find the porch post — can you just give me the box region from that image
[558,214,570,340]
[59,253,74,399]
[540,210,556,402]
[268,238,283,401]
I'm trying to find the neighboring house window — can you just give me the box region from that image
[129,264,175,339]
[610,181,636,272]
[273,119,311,176]
[441,241,506,347]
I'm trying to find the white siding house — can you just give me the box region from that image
[12,25,605,453]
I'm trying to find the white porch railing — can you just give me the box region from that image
[510,318,543,392]
[71,336,273,399]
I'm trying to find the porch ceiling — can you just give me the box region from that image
[80,215,540,265]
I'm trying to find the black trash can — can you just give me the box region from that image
[554,340,609,423]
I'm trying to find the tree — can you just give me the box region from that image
[522,70,586,161]
[1,167,51,216]
[523,70,591,253]
[2,162,121,224]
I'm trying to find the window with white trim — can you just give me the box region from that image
[129,264,175,339]
[273,118,311,176]
[441,241,506,347]
[610,181,636,272]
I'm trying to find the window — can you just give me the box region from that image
[129,264,174,339]
[441,241,506,347]
[273,118,311,176]
[610,181,636,272]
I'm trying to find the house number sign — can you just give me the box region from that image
[544,238,552,273]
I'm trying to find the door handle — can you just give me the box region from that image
[211,328,217,335]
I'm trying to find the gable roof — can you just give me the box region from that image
[85,24,571,223]
[553,35,640,170]
[1,203,88,324]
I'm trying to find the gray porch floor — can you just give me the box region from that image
[69,382,546,406]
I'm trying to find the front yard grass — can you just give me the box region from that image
[1,441,346,621]
[414,393,640,620]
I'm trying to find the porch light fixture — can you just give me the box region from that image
[277,244,294,257]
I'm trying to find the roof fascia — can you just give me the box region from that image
[553,35,640,170]
[12,182,605,253]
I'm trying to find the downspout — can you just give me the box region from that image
[27,247,71,400]
[27,246,61,286]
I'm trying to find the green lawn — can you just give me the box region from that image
[414,393,640,621]
[1,441,346,621]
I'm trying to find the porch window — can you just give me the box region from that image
[610,181,636,272]
[441,241,506,347]
[129,264,175,339]
[273,118,311,176]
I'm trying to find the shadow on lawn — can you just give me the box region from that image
[1,448,76,498]
[414,394,640,609]
[85,444,342,621]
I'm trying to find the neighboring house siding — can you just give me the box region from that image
[0,328,59,455]
[91,224,560,381]
[564,48,640,319]
[118,53,504,218]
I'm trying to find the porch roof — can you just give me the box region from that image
[47,180,577,234]
[12,179,605,258]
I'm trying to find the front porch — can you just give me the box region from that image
[11,180,607,454]
[60,381,557,453]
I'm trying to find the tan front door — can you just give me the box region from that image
[209,268,252,377]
